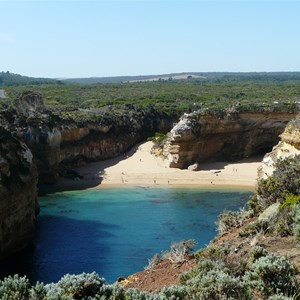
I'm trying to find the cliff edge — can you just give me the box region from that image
[0,126,38,259]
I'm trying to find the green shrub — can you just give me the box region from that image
[239,219,270,237]
[247,246,269,266]
[144,253,162,270]
[293,205,300,247]
[243,253,297,297]
[257,155,300,211]
[280,194,300,210]
[267,295,294,300]
[217,209,249,234]
[247,194,261,214]
[195,244,230,262]
[159,285,188,300]
[0,275,31,300]
[163,240,197,264]
[29,282,47,300]
[50,272,106,299]
[185,268,250,300]
[180,259,228,284]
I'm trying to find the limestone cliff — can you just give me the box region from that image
[2,92,177,183]
[23,110,176,183]
[0,126,38,259]
[258,114,300,179]
[162,110,296,169]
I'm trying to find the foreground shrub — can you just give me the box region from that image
[293,205,300,247]
[144,253,162,270]
[159,285,188,300]
[46,272,106,299]
[239,219,270,237]
[243,253,297,297]
[195,244,230,262]
[0,275,31,300]
[247,246,269,265]
[257,155,300,211]
[267,295,294,300]
[180,259,228,284]
[185,268,250,300]
[217,209,247,234]
[163,240,197,264]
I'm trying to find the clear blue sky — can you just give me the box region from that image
[1,0,300,78]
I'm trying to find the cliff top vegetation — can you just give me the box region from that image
[0,71,62,87]
[2,79,300,116]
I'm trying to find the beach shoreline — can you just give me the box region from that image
[43,141,262,194]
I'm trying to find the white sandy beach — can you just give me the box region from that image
[56,141,262,191]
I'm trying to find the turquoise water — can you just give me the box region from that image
[0,187,251,283]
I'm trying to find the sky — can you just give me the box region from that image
[1,0,300,78]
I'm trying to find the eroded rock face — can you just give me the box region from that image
[24,126,61,183]
[163,111,296,168]
[28,111,178,182]
[258,114,300,179]
[0,126,38,259]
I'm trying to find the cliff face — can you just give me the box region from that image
[258,114,300,179]
[0,126,38,259]
[162,111,297,168]
[21,111,177,183]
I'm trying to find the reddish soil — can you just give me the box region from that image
[119,220,300,292]
[118,258,196,292]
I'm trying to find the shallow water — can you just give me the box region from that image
[0,187,251,283]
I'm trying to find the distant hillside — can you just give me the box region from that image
[2,71,300,87]
[63,72,300,84]
[0,71,63,87]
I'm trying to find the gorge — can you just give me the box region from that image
[0,91,298,262]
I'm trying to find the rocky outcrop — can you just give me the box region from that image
[0,126,38,259]
[162,110,296,169]
[258,114,300,179]
[9,107,177,183]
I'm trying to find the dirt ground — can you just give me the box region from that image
[118,221,300,292]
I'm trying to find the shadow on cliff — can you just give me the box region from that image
[39,143,142,195]
[0,215,120,284]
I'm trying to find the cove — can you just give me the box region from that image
[0,187,252,284]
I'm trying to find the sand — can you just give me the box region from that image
[54,141,262,192]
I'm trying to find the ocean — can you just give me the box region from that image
[0,187,252,284]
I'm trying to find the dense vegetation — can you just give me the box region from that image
[1,71,300,117]
[0,71,62,87]
[61,72,300,85]
[3,80,300,116]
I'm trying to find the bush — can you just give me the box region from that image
[159,285,188,300]
[185,268,250,300]
[239,219,270,237]
[279,194,300,210]
[267,295,294,300]
[144,253,162,270]
[293,205,300,247]
[277,194,300,237]
[180,259,227,284]
[247,246,269,266]
[163,240,197,264]
[217,208,249,234]
[257,155,300,211]
[195,244,230,262]
[243,253,297,297]
[0,275,31,300]
[46,272,106,299]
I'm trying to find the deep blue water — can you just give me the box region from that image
[0,187,251,284]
